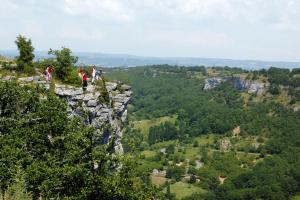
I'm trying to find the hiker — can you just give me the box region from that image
[46,65,52,82]
[78,66,82,78]
[95,69,102,81]
[82,71,88,91]
[91,66,96,84]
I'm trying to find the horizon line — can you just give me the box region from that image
[1,49,300,64]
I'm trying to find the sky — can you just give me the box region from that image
[0,0,300,62]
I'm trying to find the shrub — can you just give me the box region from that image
[96,79,110,105]
[193,140,199,147]
[116,82,125,93]
[23,64,36,75]
[268,84,280,95]
[63,68,81,86]
[166,166,185,181]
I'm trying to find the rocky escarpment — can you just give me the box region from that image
[204,76,268,95]
[53,82,132,154]
[1,75,132,154]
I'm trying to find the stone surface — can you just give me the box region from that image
[87,100,97,107]
[121,84,131,91]
[106,82,117,91]
[53,81,132,154]
[219,138,232,151]
[232,126,241,137]
[203,78,223,90]
[18,77,34,82]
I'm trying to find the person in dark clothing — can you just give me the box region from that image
[82,71,87,91]
[95,69,102,81]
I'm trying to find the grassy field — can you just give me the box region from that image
[142,150,156,158]
[291,194,300,200]
[193,134,215,146]
[131,115,177,138]
[170,182,206,199]
[151,175,168,186]
[142,135,216,160]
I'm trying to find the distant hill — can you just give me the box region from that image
[1,50,299,69]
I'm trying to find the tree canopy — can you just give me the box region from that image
[48,47,78,80]
[15,35,35,71]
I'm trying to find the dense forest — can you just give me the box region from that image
[106,65,300,200]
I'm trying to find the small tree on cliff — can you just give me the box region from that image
[15,35,35,71]
[48,47,78,80]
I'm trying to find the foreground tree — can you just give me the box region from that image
[0,81,160,199]
[15,35,35,71]
[48,47,78,80]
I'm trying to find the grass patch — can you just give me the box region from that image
[151,140,178,150]
[131,115,177,138]
[151,175,168,186]
[193,134,215,146]
[184,147,200,160]
[141,150,156,158]
[291,194,300,200]
[170,182,206,199]
[138,160,163,173]
[0,69,37,78]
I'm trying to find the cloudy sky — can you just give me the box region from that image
[0,0,299,61]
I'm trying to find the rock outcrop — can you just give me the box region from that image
[203,78,223,90]
[204,76,268,94]
[52,83,132,154]
[219,138,232,151]
[1,75,132,154]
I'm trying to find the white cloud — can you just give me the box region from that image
[58,27,105,41]
[144,29,233,46]
[61,0,300,29]
[1,0,300,61]
[63,0,133,22]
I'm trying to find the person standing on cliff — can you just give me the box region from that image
[95,69,102,81]
[91,66,96,85]
[46,65,52,82]
[82,71,88,91]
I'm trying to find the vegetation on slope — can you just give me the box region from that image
[106,65,300,200]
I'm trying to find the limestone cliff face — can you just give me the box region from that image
[4,75,132,154]
[204,76,268,95]
[54,82,132,154]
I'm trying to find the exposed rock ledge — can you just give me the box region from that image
[1,75,132,154]
[204,77,269,95]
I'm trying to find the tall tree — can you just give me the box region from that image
[15,35,35,71]
[48,47,78,80]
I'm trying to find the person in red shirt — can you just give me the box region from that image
[46,65,52,82]
[82,71,88,91]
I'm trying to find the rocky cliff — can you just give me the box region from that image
[1,75,132,154]
[204,76,268,95]
[53,82,132,154]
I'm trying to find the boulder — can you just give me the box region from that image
[121,84,131,91]
[87,100,97,107]
[106,82,117,91]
